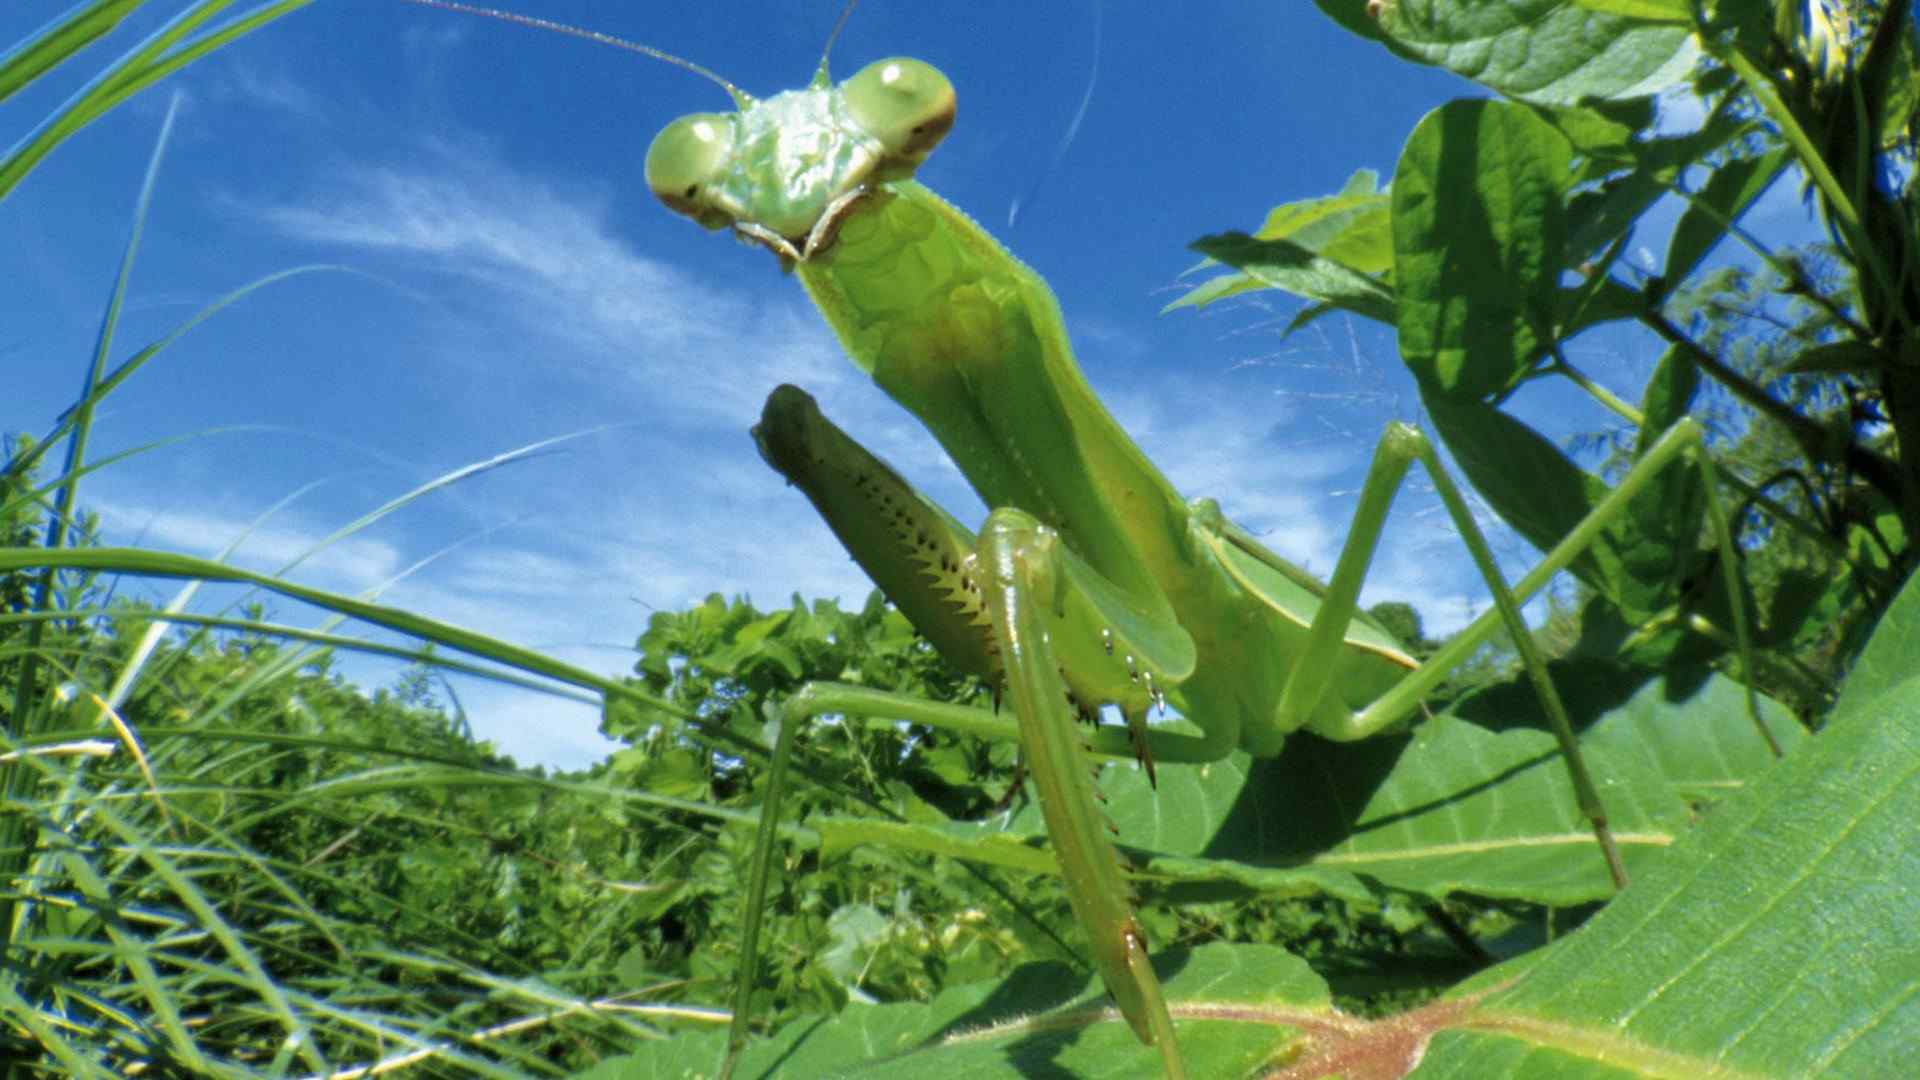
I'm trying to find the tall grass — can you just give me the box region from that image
[2,5,731,1074]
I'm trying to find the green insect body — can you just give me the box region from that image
[646,55,1457,1076]
[646,50,1752,1079]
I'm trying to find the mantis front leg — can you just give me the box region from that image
[978,507,1184,1075]
[730,386,1192,1077]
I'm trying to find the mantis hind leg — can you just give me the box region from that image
[1263,417,1766,890]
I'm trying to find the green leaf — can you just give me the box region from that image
[1317,0,1700,105]
[1567,0,1691,21]
[1616,346,1710,623]
[1560,275,1648,337]
[1171,172,1395,316]
[1394,100,1571,401]
[1564,112,1761,307]
[1784,338,1888,374]
[628,746,711,801]
[1831,549,1920,715]
[1636,346,1699,451]
[1565,172,1670,266]
[1534,100,1649,166]
[1162,268,1268,312]
[1156,663,1801,905]
[1419,389,1719,632]
[0,0,321,203]
[816,663,1798,909]
[1664,148,1793,287]
[1250,170,1395,274]
[0,0,141,103]
[1177,232,1395,324]
[1759,567,1845,652]
[1421,572,1920,1077]
[635,572,1906,1077]
[580,942,1328,1079]
[1876,25,1920,151]
[1420,392,1609,572]
[820,903,892,984]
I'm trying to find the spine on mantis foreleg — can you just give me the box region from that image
[754,384,1000,683]
[754,385,1195,766]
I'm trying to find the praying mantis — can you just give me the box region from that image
[643,45,1768,1080]
[409,3,1772,1076]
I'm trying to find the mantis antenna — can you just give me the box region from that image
[395,0,746,105]
[817,0,864,72]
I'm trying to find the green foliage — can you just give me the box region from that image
[617,591,995,818]
[604,563,1920,1077]
[1191,2,1920,720]
[0,0,318,201]
[599,561,1919,1080]
[1651,257,1907,705]
[4,3,1917,1078]
[602,593,1538,1043]
[1,9,701,1072]
[0,578,670,1072]
[611,389,1917,1073]
[600,592,1037,1028]
[5,422,665,1075]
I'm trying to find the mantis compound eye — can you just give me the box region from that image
[645,112,738,229]
[842,58,956,164]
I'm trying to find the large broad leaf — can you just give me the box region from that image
[1316,0,1700,105]
[1174,107,1760,345]
[579,943,1329,1079]
[1394,99,1571,401]
[1410,568,1920,1077]
[815,660,1800,910]
[1122,662,1796,905]
[592,574,1916,1079]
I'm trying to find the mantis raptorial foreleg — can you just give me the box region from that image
[976,507,1184,1064]
[739,385,1193,1077]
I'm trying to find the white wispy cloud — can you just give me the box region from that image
[215,59,328,121]
[461,687,614,773]
[242,139,831,425]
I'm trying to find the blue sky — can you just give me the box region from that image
[2,2,1799,771]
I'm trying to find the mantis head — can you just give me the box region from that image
[395,4,953,262]
[645,58,956,261]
